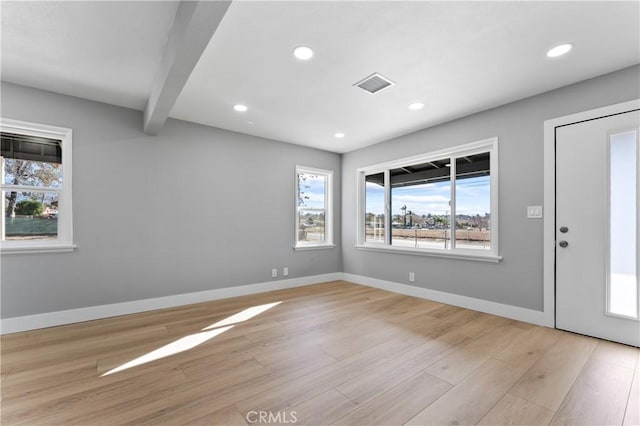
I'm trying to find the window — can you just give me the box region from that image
[1,118,74,253]
[365,172,385,243]
[608,130,638,318]
[357,138,500,261]
[295,166,333,249]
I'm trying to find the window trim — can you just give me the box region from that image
[1,118,75,254]
[294,165,334,250]
[356,137,501,262]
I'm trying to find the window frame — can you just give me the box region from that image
[356,137,501,262]
[294,165,334,250]
[1,118,75,254]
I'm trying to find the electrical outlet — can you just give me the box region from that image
[527,205,543,219]
[409,272,415,282]
[283,267,289,276]
[271,268,278,278]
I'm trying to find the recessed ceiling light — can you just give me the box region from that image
[293,46,314,60]
[547,43,574,58]
[334,132,345,138]
[233,104,248,112]
[408,102,425,111]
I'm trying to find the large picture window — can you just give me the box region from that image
[357,138,500,261]
[1,118,74,253]
[295,166,333,250]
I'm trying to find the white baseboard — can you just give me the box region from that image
[343,273,548,326]
[1,271,549,334]
[0,273,342,334]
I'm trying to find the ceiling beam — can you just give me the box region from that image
[143,0,232,135]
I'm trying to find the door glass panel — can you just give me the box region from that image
[608,130,638,318]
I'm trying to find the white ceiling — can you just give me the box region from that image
[1,1,179,110]
[2,1,639,153]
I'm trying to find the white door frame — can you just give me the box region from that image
[543,99,640,328]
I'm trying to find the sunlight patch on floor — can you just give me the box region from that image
[102,326,233,376]
[202,301,282,330]
[101,301,282,376]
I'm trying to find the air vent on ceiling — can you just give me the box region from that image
[353,72,395,94]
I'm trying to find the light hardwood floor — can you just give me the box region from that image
[1,281,639,425]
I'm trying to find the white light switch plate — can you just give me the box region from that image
[527,205,543,218]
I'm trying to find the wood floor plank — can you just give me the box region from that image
[241,302,387,345]
[234,338,414,415]
[2,366,188,425]
[335,328,472,404]
[114,339,404,426]
[510,332,597,411]
[279,389,357,426]
[552,357,634,425]
[83,360,271,425]
[2,281,637,426]
[590,340,639,369]
[477,393,555,426]
[333,371,451,426]
[390,308,484,346]
[1,359,98,401]
[0,333,107,371]
[319,321,402,359]
[424,323,523,384]
[494,325,563,370]
[184,406,249,426]
[252,345,337,371]
[453,313,511,339]
[3,357,186,413]
[405,358,526,426]
[427,304,465,319]
[624,352,640,426]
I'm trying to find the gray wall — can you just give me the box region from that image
[2,65,638,319]
[342,65,640,311]
[0,82,342,318]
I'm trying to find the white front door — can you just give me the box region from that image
[556,108,640,346]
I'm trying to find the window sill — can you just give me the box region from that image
[1,243,77,255]
[355,244,502,262]
[294,244,336,251]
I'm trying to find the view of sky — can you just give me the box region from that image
[298,174,326,209]
[366,176,491,217]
